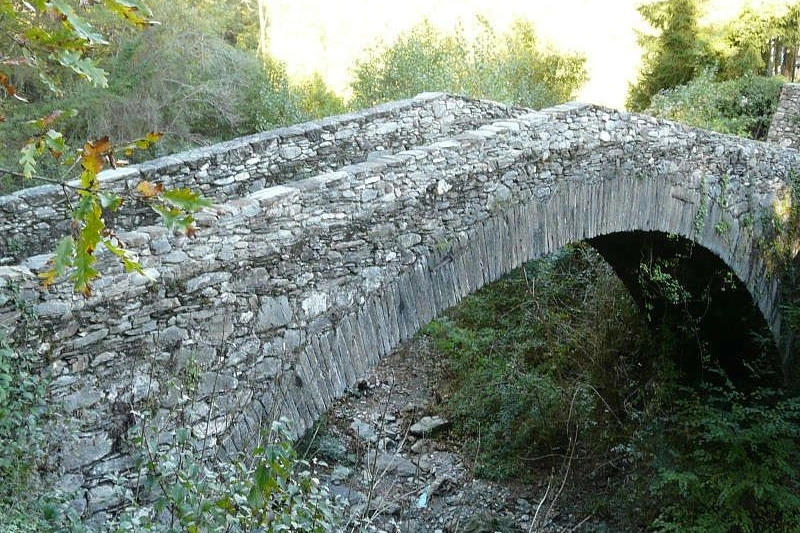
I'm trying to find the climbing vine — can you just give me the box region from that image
[693,176,709,236]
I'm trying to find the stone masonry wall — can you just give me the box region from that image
[0,96,798,520]
[768,82,800,147]
[0,93,525,263]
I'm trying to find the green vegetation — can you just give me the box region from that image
[5,1,800,531]
[350,18,587,110]
[422,245,649,480]
[646,73,783,139]
[649,385,800,533]
[106,419,341,533]
[0,0,346,190]
[1,286,343,533]
[628,0,800,130]
[0,284,53,532]
[1,0,215,295]
[628,0,711,112]
[424,245,800,532]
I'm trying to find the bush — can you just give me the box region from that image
[423,245,648,479]
[424,243,800,531]
[0,0,341,184]
[350,18,586,110]
[627,0,713,111]
[649,385,800,533]
[0,289,52,532]
[295,73,347,119]
[646,73,783,139]
[101,419,342,533]
[58,29,305,157]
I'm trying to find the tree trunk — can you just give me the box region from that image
[257,0,269,60]
[763,38,774,76]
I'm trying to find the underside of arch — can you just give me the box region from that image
[588,231,779,386]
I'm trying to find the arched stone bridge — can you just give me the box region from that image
[1,93,799,516]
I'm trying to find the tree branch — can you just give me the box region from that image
[0,167,89,193]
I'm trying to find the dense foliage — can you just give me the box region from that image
[628,0,800,112]
[0,0,345,194]
[0,287,53,532]
[627,0,711,112]
[4,1,800,531]
[350,18,587,110]
[646,73,783,139]
[106,419,341,533]
[422,245,649,480]
[425,245,800,532]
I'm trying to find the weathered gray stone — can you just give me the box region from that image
[301,292,328,319]
[256,295,293,330]
[158,325,188,347]
[398,233,422,248]
[67,328,109,350]
[62,386,105,412]
[769,83,800,146]
[198,372,239,396]
[130,372,160,402]
[350,419,377,443]
[88,484,121,514]
[185,271,232,293]
[61,432,113,470]
[364,450,419,478]
[409,416,450,436]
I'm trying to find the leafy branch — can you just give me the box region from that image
[1,0,212,295]
[28,131,211,296]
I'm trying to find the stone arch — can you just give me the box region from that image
[306,167,787,431]
[389,168,778,341]
[6,96,800,506]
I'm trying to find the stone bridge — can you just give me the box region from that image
[1,92,799,518]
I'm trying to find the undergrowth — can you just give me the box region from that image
[423,243,800,532]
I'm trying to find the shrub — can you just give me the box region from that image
[424,242,800,531]
[295,73,347,119]
[350,18,586,110]
[646,73,783,139]
[59,30,306,157]
[349,21,466,109]
[423,245,648,479]
[0,288,52,532]
[649,385,800,533]
[627,0,713,111]
[101,418,342,533]
[0,0,336,182]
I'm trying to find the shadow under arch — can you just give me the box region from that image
[588,230,779,388]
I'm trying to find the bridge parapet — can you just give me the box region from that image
[1,95,799,519]
[1,93,525,262]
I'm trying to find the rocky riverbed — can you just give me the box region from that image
[302,336,606,533]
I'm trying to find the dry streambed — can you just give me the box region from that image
[303,337,603,533]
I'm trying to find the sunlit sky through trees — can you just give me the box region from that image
[265,0,794,109]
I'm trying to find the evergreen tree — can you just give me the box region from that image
[627,0,712,111]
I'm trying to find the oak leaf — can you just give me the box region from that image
[136,180,164,198]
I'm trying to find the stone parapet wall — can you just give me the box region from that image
[0,96,797,520]
[1,93,525,263]
[768,82,800,147]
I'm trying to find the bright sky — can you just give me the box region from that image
[266,0,794,110]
